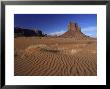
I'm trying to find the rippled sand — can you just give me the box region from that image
[14,37,97,76]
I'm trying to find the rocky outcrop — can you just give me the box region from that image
[59,22,93,40]
[14,27,46,37]
[68,22,80,32]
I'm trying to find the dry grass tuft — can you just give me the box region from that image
[40,46,59,53]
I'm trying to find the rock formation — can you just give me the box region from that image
[59,22,92,40]
[14,27,46,37]
[68,22,80,32]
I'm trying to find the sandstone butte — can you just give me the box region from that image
[59,22,94,40]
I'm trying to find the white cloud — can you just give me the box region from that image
[81,26,97,37]
[48,26,97,37]
[82,26,97,32]
[49,30,66,36]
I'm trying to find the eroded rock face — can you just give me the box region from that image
[59,21,94,40]
[68,22,80,32]
[59,22,85,38]
[14,27,46,37]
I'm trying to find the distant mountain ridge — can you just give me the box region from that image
[14,27,47,37]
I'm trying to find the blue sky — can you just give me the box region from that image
[14,14,97,37]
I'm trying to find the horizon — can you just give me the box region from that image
[14,14,97,38]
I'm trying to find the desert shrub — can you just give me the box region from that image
[87,41,92,44]
[26,44,47,49]
[26,44,59,53]
[40,46,59,53]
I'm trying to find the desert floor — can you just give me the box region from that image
[14,37,97,76]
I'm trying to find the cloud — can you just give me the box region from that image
[48,26,97,37]
[49,30,66,36]
[81,26,97,37]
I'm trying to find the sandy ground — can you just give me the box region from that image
[14,37,97,76]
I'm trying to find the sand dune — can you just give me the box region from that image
[14,37,97,76]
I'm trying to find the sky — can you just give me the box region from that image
[14,14,97,37]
